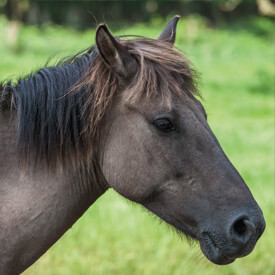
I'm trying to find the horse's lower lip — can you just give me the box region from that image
[200,233,235,265]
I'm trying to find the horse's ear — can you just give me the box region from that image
[157,15,180,44]
[96,24,137,78]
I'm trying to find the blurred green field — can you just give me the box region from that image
[0,15,274,275]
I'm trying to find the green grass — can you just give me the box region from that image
[0,15,274,275]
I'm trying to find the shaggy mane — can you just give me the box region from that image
[0,37,198,168]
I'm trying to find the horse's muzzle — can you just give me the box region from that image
[199,212,266,265]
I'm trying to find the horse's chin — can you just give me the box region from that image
[175,227,235,265]
[199,233,235,265]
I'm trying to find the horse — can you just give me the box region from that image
[0,16,265,274]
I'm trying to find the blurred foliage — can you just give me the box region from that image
[0,0,274,29]
[224,15,275,38]
[0,12,274,275]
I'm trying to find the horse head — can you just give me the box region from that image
[95,16,265,265]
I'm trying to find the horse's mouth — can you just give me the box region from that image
[199,232,235,265]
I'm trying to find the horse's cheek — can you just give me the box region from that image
[101,124,158,202]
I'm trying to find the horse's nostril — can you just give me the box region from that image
[233,218,247,235]
[231,216,256,245]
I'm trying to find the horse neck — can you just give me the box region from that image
[0,114,108,273]
[68,156,109,202]
[0,110,108,200]
[0,109,16,173]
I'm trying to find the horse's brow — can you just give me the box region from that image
[125,103,179,120]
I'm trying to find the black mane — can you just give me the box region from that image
[0,50,96,167]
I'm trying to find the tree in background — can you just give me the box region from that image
[220,0,275,16]
[1,0,29,47]
[257,0,275,16]
[0,0,274,30]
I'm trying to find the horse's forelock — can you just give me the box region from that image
[75,38,199,134]
[124,39,199,102]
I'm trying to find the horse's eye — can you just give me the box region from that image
[153,118,175,132]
